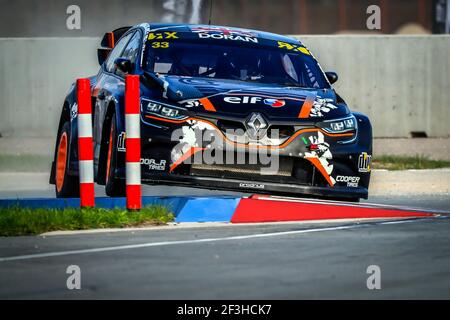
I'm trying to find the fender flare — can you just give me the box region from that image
[97,99,125,184]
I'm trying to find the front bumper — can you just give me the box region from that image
[137,173,368,199]
[113,112,372,200]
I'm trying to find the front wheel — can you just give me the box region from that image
[105,113,126,197]
[55,122,79,198]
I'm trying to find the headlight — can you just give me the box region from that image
[318,115,357,134]
[141,98,188,120]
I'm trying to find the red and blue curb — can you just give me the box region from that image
[176,197,241,222]
[231,195,436,223]
[0,195,438,223]
[0,196,238,223]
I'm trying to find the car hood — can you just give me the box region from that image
[143,74,349,120]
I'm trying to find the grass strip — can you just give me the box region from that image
[373,155,450,170]
[0,205,174,236]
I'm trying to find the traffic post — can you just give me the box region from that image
[76,78,95,207]
[125,75,142,210]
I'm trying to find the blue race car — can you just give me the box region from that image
[50,23,372,201]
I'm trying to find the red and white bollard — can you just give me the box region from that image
[76,78,95,207]
[125,75,142,210]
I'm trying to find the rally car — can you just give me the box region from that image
[49,23,372,201]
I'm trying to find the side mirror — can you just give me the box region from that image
[97,48,111,66]
[325,71,338,84]
[114,58,133,74]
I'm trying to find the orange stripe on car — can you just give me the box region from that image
[145,115,192,124]
[304,156,335,187]
[199,97,216,112]
[148,114,344,187]
[298,94,315,118]
[145,114,353,149]
[169,147,205,172]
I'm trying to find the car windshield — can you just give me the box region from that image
[143,40,329,88]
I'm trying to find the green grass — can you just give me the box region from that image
[0,206,174,236]
[373,155,450,170]
[0,154,51,172]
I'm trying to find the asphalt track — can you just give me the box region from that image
[1,215,450,299]
[0,183,449,299]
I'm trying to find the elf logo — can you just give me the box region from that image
[224,96,262,104]
[224,96,285,107]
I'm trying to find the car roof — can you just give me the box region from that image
[144,23,302,45]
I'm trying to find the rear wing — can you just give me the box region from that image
[97,26,132,65]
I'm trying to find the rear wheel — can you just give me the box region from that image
[55,122,79,198]
[105,113,126,197]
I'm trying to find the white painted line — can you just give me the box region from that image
[379,220,415,225]
[0,220,420,262]
[253,195,370,207]
[255,196,367,207]
[252,196,448,214]
[41,218,392,236]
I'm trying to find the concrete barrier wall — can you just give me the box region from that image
[297,35,450,138]
[0,36,449,138]
[0,38,100,138]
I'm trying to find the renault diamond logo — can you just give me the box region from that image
[245,112,268,140]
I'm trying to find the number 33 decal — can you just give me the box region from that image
[151,42,169,48]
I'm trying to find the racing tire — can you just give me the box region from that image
[105,113,126,197]
[55,122,80,198]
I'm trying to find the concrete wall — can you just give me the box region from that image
[0,38,99,138]
[0,36,449,138]
[0,0,436,37]
[0,0,203,37]
[297,35,450,138]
